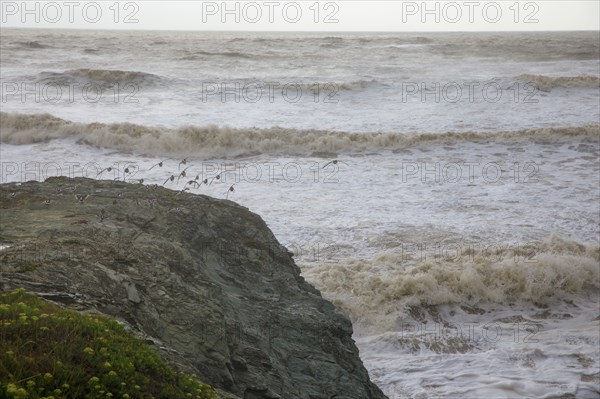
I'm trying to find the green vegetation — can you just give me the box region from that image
[0,289,216,399]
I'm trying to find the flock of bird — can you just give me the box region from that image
[7,157,347,209]
[94,157,347,201]
[92,157,236,199]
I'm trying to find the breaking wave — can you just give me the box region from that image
[14,41,52,49]
[32,68,164,87]
[300,235,600,334]
[518,74,600,91]
[1,112,598,157]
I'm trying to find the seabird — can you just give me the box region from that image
[149,159,169,170]
[177,167,191,183]
[322,160,348,169]
[225,184,235,199]
[179,158,189,170]
[163,175,175,186]
[209,173,221,185]
[123,166,136,181]
[184,180,201,189]
[97,167,113,177]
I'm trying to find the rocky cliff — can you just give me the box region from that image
[0,177,387,399]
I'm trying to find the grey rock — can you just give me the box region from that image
[0,177,387,399]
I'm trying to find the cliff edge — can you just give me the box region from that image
[0,177,387,399]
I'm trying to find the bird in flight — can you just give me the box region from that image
[225,184,235,199]
[163,175,175,186]
[97,167,112,177]
[179,158,189,170]
[177,167,191,183]
[192,174,210,186]
[150,159,169,170]
[184,179,201,189]
[123,165,135,181]
[322,160,348,169]
[209,173,221,185]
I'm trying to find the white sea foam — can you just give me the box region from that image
[1,112,598,157]
[1,29,599,399]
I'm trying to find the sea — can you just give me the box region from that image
[1,29,599,399]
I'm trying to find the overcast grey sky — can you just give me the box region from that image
[1,1,598,31]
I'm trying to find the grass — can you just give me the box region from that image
[0,289,217,399]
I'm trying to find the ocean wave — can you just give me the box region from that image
[333,79,378,91]
[1,112,598,157]
[32,68,163,87]
[518,74,600,91]
[197,79,379,92]
[300,235,600,334]
[181,50,252,60]
[14,41,52,49]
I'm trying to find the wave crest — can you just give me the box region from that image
[15,41,51,49]
[1,112,598,157]
[518,74,600,91]
[300,235,600,334]
[33,68,163,87]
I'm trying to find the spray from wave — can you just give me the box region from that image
[300,235,600,335]
[1,112,598,157]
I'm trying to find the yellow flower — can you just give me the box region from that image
[83,347,95,355]
[108,371,117,377]
[44,372,53,381]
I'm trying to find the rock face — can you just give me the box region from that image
[0,177,387,399]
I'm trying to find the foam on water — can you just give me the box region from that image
[1,112,598,157]
[1,29,599,398]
